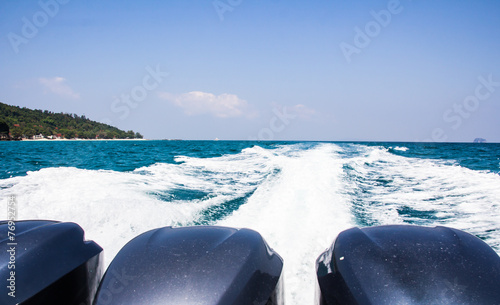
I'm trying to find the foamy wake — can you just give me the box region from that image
[0,145,277,265]
[218,143,354,305]
[1,143,499,305]
[345,145,500,253]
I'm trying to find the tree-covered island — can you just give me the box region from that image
[0,102,143,140]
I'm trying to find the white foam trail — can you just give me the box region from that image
[218,143,354,305]
[5,142,496,304]
[0,145,278,266]
[345,145,500,253]
[0,144,354,305]
[0,167,196,265]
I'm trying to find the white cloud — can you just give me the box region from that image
[290,104,317,119]
[159,91,256,118]
[39,77,80,99]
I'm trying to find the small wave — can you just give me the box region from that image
[389,146,409,152]
[344,145,500,254]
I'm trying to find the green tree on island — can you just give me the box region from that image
[0,121,9,140]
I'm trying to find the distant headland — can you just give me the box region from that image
[0,102,143,141]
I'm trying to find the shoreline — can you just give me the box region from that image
[3,139,499,143]
[20,138,148,141]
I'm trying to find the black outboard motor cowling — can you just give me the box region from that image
[316,225,500,305]
[0,220,103,305]
[93,226,284,305]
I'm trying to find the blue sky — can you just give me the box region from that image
[1,0,499,141]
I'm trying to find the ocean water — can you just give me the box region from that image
[1,141,500,304]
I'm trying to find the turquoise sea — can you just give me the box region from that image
[1,141,499,304]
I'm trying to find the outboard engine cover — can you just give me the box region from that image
[94,226,283,305]
[316,225,500,305]
[0,220,103,305]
